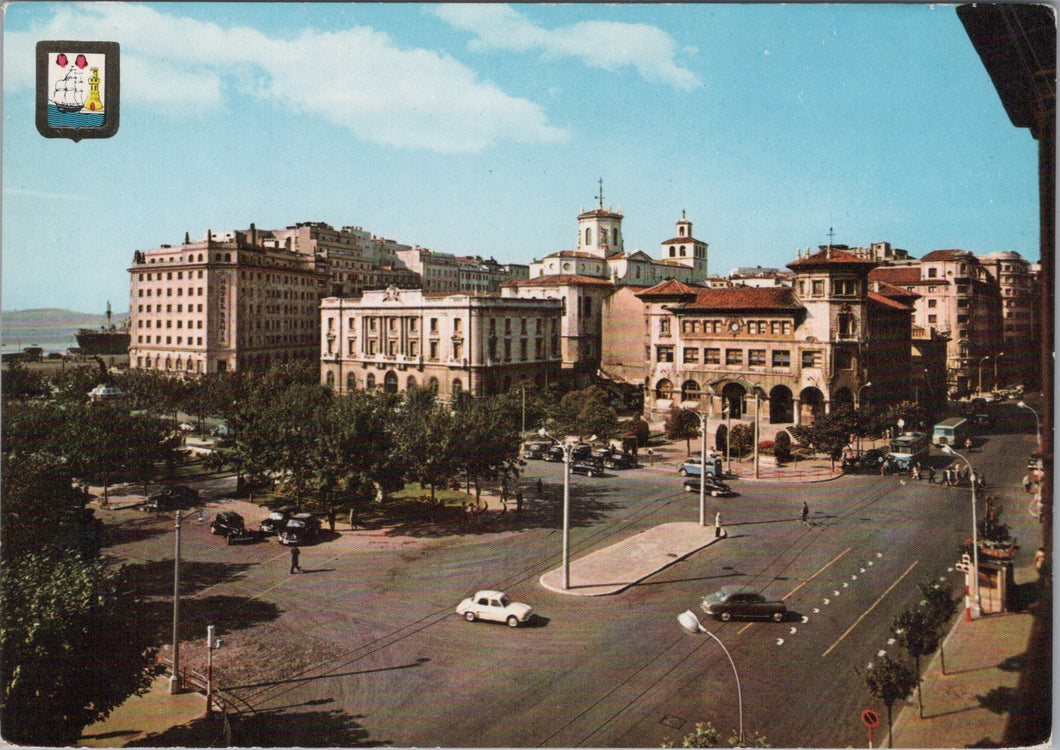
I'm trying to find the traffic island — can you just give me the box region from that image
[539,522,725,596]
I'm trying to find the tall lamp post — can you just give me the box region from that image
[1017,401,1041,450]
[539,428,573,589]
[678,611,744,744]
[942,445,980,618]
[855,382,872,456]
[994,353,1005,391]
[682,402,713,527]
[977,356,990,396]
[169,510,184,695]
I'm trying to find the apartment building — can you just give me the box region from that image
[128,227,328,374]
[320,288,563,399]
[978,251,1040,388]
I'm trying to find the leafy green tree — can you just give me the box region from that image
[892,606,941,718]
[860,654,918,747]
[312,391,394,509]
[1,552,160,746]
[661,721,770,748]
[790,411,856,468]
[452,395,521,505]
[49,364,106,404]
[918,580,959,675]
[626,416,651,449]
[1,359,48,401]
[388,386,458,501]
[549,386,619,440]
[665,407,702,456]
[728,423,754,458]
[1,453,101,560]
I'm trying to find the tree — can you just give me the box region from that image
[790,411,856,469]
[548,386,619,440]
[1,359,48,401]
[860,654,918,747]
[452,395,521,505]
[918,580,959,675]
[626,416,651,448]
[312,391,394,508]
[388,385,458,501]
[892,606,941,718]
[661,721,770,748]
[1,453,101,561]
[728,423,754,459]
[1,552,160,745]
[665,408,702,456]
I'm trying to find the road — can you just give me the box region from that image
[101,411,1036,747]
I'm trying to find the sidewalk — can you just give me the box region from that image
[78,675,206,747]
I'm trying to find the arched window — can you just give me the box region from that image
[452,378,463,397]
[585,227,592,246]
[325,371,335,388]
[681,379,700,401]
[680,246,687,257]
[366,373,376,390]
[406,375,417,391]
[612,228,619,246]
[427,377,439,393]
[655,378,673,400]
[346,372,357,390]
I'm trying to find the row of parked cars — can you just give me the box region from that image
[211,506,323,545]
[522,441,637,477]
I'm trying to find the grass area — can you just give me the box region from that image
[390,482,477,507]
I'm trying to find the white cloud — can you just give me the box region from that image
[5,3,567,152]
[434,4,701,91]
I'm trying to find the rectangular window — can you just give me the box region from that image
[802,350,818,368]
[927,314,938,324]
[834,279,857,296]
[683,347,699,364]
[430,317,438,332]
[772,350,791,368]
[656,345,674,362]
[429,341,438,359]
[705,348,720,364]
[812,280,824,296]
[836,350,854,370]
[749,349,766,366]
[659,317,671,336]
[726,349,742,365]
[927,268,937,278]
[927,299,937,308]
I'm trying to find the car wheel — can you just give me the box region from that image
[679,469,688,476]
[719,611,732,622]
[773,612,785,622]
[464,611,476,622]
[507,615,520,628]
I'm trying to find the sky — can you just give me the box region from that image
[2,2,1041,313]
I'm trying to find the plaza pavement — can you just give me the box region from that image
[77,453,1047,747]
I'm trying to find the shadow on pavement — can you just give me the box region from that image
[127,708,385,747]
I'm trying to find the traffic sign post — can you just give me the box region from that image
[861,709,880,747]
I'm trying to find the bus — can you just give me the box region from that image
[888,431,930,468]
[933,417,970,446]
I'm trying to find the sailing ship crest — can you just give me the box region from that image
[52,62,88,113]
[36,40,120,142]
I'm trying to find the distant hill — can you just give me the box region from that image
[2,308,130,354]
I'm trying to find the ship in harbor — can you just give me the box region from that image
[52,65,88,113]
[75,302,130,356]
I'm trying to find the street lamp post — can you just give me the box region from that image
[723,405,732,476]
[977,356,990,396]
[683,403,713,527]
[942,445,980,618]
[994,353,1005,391]
[753,392,761,479]
[1017,401,1041,450]
[678,611,744,744]
[169,510,183,695]
[855,381,873,411]
[539,428,573,589]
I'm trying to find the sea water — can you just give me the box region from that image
[47,103,105,128]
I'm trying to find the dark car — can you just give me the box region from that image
[570,457,605,477]
[142,485,200,511]
[570,444,593,461]
[602,452,635,469]
[683,476,735,497]
[259,506,297,535]
[521,443,549,460]
[211,511,245,536]
[700,585,788,622]
[543,445,565,462]
[278,513,322,545]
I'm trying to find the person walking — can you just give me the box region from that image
[928,466,936,484]
[536,478,543,496]
[289,546,301,574]
[714,511,723,538]
[327,509,336,532]
[801,502,809,525]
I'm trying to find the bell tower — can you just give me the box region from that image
[577,179,624,258]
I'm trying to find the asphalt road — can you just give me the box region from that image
[102,408,1037,747]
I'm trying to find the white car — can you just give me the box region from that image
[456,590,533,628]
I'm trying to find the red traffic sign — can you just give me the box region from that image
[861,709,880,728]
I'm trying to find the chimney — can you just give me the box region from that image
[184,231,190,245]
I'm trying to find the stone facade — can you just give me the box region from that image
[320,288,563,399]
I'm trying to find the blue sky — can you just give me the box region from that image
[3,2,1040,313]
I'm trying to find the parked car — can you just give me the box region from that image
[571,457,605,477]
[683,476,735,497]
[226,527,263,545]
[543,445,565,462]
[456,589,533,628]
[142,485,200,511]
[278,513,322,545]
[211,511,245,536]
[678,456,724,477]
[700,585,788,622]
[570,444,593,461]
[259,506,297,535]
[521,443,548,460]
[602,452,635,469]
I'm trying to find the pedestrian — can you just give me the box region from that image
[928,467,936,484]
[536,478,543,496]
[911,464,920,481]
[801,502,809,525]
[515,489,523,512]
[714,511,723,538]
[289,546,301,574]
[327,509,336,532]
[964,437,974,452]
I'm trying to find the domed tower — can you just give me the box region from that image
[577,179,624,258]
[659,210,708,279]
